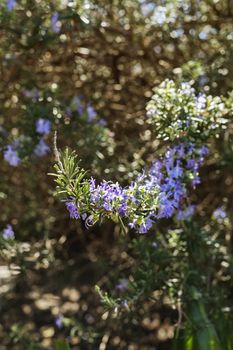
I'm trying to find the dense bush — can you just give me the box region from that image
[0,1,233,349]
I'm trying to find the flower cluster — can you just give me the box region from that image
[34,118,51,158]
[64,142,208,233]
[2,90,106,167]
[146,79,227,142]
[54,80,227,232]
[3,117,51,167]
[70,96,105,126]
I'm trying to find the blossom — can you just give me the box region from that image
[51,12,60,33]
[2,224,14,239]
[90,180,126,215]
[65,200,80,219]
[98,118,106,126]
[186,159,197,170]
[63,141,208,233]
[6,0,16,11]
[176,205,195,221]
[87,104,97,122]
[157,199,175,219]
[199,146,209,157]
[168,162,183,179]
[55,315,64,329]
[213,207,227,221]
[34,139,50,157]
[36,118,51,135]
[4,145,21,166]
[72,96,83,115]
[139,215,155,234]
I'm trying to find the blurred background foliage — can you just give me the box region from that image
[0,0,233,349]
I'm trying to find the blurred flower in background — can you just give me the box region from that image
[4,144,21,166]
[51,12,60,33]
[213,207,227,222]
[2,224,14,240]
[34,139,50,157]
[55,315,64,329]
[6,0,16,11]
[36,118,52,135]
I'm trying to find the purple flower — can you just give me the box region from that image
[213,207,227,221]
[186,159,197,170]
[198,75,208,86]
[87,104,97,122]
[81,213,87,220]
[150,160,162,176]
[116,278,128,291]
[6,0,16,11]
[168,162,183,179]
[118,202,128,216]
[128,220,136,229]
[90,177,96,191]
[199,146,209,157]
[23,89,39,101]
[51,12,60,33]
[90,180,126,216]
[36,118,51,135]
[191,176,200,187]
[65,200,80,219]
[55,315,64,329]
[64,140,209,234]
[2,224,14,239]
[34,139,50,157]
[157,202,175,219]
[72,96,83,115]
[176,205,195,221]
[138,214,155,234]
[4,145,21,166]
[98,119,106,126]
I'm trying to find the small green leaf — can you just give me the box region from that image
[54,339,71,350]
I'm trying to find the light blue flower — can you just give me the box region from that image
[4,145,21,166]
[51,12,60,33]
[34,139,50,157]
[6,0,16,11]
[36,118,51,135]
[87,104,97,122]
[2,224,14,239]
[213,207,227,222]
